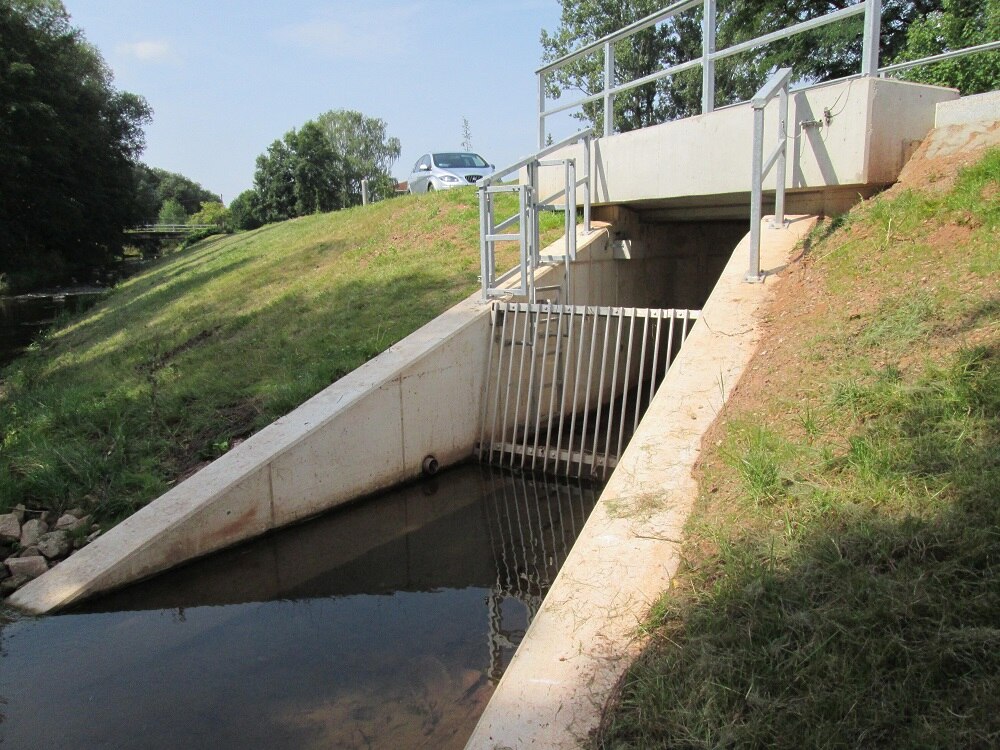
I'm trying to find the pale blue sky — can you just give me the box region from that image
[63,0,575,203]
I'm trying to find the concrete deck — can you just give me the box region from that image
[465,216,817,749]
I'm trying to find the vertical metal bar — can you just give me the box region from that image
[542,306,566,474]
[538,71,547,150]
[601,308,625,477]
[861,0,882,77]
[616,309,636,460]
[479,303,499,458]
[490,305,511,461]
[682,308,691,343]
[552,305,576,474]
[582,136,592,234]
[565,306,589,476]
[499,305,520,462]
[702,0,717,114]
[665,308,677,373]
[568,158,577,262]
[603,40,615,138]
[772,85,788,228]
[589,308,613,475]
[647,309,663,408]
[576,306,601,476]
[632,311,650,435]
[519,305,542,468]
[747,105,765,282]
[509,304,532,467]
[530,304,554,471]
[479,187,490,299]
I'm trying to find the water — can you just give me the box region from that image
[0,290,106,368]
[0,464,600,749]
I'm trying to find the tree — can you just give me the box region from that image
[157,198,187,225]
[893,0,1000,93]
[539,1,949,133]
[316,109,401,204]
[228,189,262,231]
[134,165,222,222]
[247,109,400,224]
[0,0,152,289]
[188,201,230,228]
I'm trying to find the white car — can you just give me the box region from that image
[408,152,494,193]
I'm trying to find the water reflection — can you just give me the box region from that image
[0,465,599,749]
[0,290,106,367]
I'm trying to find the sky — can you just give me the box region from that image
[63,0,576,204]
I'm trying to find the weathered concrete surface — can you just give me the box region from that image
[537,78,955,220]
[935,90,1000,127]
[465,215,817,750]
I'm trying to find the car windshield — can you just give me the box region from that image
[433,152,488,169]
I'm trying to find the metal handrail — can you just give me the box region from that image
[747,67,792,283]
[537,0,882,148]
[878,39,1000,75]
[479,129,594,301]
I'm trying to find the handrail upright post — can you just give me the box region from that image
[538,72,547,150]
[702,0,716,114]
[479,185,491,299]
[771,84,788,228]
[603,41,615,138]
[583,135,591,233]
[862,0,882,76]
[747,105,765,283]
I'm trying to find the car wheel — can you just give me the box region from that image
[427,184,434,193]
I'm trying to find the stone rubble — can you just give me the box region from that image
[1,507,99,599]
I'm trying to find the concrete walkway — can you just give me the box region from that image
[466,216,817,749]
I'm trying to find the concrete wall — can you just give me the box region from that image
[537,77,956,212]
[10,292,495,613]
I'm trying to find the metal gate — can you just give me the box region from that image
[477,302,699,480]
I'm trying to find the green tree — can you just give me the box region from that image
[253,138,297,224]
[188,200,230,228]
[0,0,152,289]
[316,109,401,204]
[134,165,222,222]
[288,120,345,214]
[228,189,262,231]
[157,198,187,225]
[893,0,1000,93]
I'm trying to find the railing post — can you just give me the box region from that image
[702,0,716,114]
[479,185,491,300]
[538,72,547,151]
[361,178,369,206]
[603,41,615,138]
[861,0,882,76]
[747,105,765,283]
[771,85,788,228]
[582,135,592,233]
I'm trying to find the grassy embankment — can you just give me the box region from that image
[0,188,564,526]
[596,149,1000,748]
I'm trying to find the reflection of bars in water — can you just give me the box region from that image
[479,467,599,682]
[478,303,700,480]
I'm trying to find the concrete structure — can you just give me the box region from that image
[935,89,1000,127]
[537,77,956,221]
[9,80,957,625]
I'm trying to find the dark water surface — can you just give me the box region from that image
[0,465,599,749]
[0,290,106,367]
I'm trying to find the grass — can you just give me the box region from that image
[0,187,566,526]
[594,148,1000,748]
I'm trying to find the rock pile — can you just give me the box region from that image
[0,506,101,597]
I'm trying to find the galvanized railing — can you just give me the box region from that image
[536,0,883,148]
[478,129,593,301]
[746,67,792,283]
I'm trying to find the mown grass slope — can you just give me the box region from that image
[596,149,1000,748]
[0,188,562,525]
